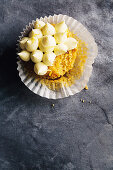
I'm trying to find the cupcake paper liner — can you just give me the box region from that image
[17,14,98,99]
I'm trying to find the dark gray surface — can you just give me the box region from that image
[0,0,113,169]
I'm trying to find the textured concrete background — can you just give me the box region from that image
[0,0,113,169]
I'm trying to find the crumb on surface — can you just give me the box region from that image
[80,99,85,103]
[84,85,88,90]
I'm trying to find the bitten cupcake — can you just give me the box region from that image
[17,14,98,99]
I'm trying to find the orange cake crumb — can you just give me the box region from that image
[45,48,77,79]
[84,85,88,90]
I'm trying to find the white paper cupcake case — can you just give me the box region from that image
[17,14,98,99]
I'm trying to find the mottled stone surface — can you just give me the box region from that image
[0,0,113,169]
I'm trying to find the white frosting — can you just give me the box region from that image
[18,50,30,61]
[31,50,43,63]
[41,35,56,46]
[42,23,55,35]
[55,21,67,33]
[43,52,56,66]
[39,35,56,52]
[54,32,67,44]
[29,29,43,39]
[26,37,39,52]
[64,37,78,50]
[54,43,68,56]
[34,19,45,29]
[34,62,48,75]
[19,37,28,50]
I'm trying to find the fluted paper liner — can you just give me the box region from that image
[17,14,98,99]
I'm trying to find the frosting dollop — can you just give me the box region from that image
[54,32,67,44]
[64,37,78,50]
[34,62,48,75]
[42,23,55,35]
[55,21,67,33]
[43,52,56,66]
[39,35,56,52]
[34,19,45,29]
[29,29,43,39]
[54,43,68,56]
[31,50,43,63]
[26,37,38,52]
[18,50,30,61]
[19,37,28,50]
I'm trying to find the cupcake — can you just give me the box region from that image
[17,14,98,99]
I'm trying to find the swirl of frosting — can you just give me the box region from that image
[29,29,43,39]
[30,50,43,63]
[55,21,67,33]
[42,23,55,35]
[43,52,56,66]
[54,43,68,56]
[34,19,45,29]
[19,37,28,50]
[64,38,78,50]
[26,37,38,52]
[18,50,30,61]
[39,35,56,53]
[54,32,67,44]
[34,62,48,75]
